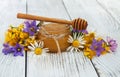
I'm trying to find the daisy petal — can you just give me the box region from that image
[43,48,49,52]
[73,32,77,39]
[69,35,74,41]
[66,46,72,51]
[43,49,49,53]
[68,35,73,43]
[34,41,38,47]
[74,48,78,52]
[38,42,41,47]
[81,42,86,45]
[39,41,44,48]
[30,43,35,48]
[67,40,72,43]
[41,41,44,48]
[39,41,42,48]
[75,47,79,52]
[28,46,34,50]
[79,45,84,48]
[70,47,74,52]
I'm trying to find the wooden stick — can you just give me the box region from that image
[17,13,88,30]
[17,13,72,24]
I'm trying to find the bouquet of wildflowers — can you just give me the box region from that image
[2,20,118,59]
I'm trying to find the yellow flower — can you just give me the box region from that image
[105,46,110,51]
[5,31,19,46]
[20,38,35,47]
[101,46,110,55]
[20,32,29,39]
[5,24,26,46]
[9,40,17,46]
[83,32,95,50]
[5,31,12,42]
[97,37,103,41]
[100,40,110,55]
[84,48,96,59]
[11,27,20,33]
[101,51,107,55]
[84,32,95,44]
[18,24,24,31]
[26,38,35,45]
[12,28,18,32]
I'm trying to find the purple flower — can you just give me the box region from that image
[12,44,24,56]
[81,30,88,34]
[107,37,118,52]
[72,29,88,34]
[23,20,38,36]
[2,43,14,55]
[90,39,104,56]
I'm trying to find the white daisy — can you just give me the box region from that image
[28,41,49,56]
[67,32,86,52]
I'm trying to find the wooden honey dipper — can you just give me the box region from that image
[17,13,88,30]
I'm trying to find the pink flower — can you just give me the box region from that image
[107,37,118,52]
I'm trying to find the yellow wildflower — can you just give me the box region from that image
[84,32,95,44]
[100,40,110,55]
[18,24,24,31]
[5,31,18,46]
[97,37,103,41]
[84,48,96,59]
[19,32,29,39]
[21,38,35,47]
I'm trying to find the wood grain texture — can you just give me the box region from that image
[96,0,120,28]
[0,0,120,77]
[27,0,98,77]
[63,0,120,77]
[0,0,26,77]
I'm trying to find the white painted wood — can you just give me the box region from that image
[1,0,120,77]
[0,0,26,77]
[28,52,98,77]
[96,0,120,28]
[96,0,120,54]
[27,0,69,19]
[27,0,98,77]
[92,1,120,77]
[63,0,120,77]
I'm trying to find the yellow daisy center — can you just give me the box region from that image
[34,48,42,55]
[72,40,80,47]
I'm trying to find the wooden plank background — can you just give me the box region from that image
[0,0,120,77]
[0,0,26,77]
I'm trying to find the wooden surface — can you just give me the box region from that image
[0,0,25,77]
[0,0,120,77]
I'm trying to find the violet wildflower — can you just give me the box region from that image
[81,30,88,34]
[2,43,13,55]
[90,39,104,56]
[23,20,38,36]
[12,44,24,56]
[72,29,88,34]
[107,37,118,52]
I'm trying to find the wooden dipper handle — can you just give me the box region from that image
[17,13,88,30]
[17,13,72,25]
